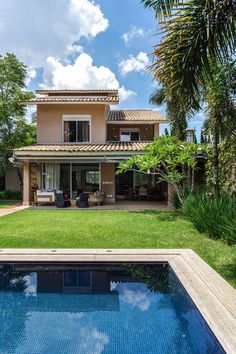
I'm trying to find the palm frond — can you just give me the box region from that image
[149,85,189,140]
[204,61,236,139]
[148,0,236,110]
[149,87,166,105]
[141,0,183,17]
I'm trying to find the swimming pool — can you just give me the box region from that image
[0,262,225,354]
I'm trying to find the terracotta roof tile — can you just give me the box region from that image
[107,110,166,122]
[25,96,119,104]
[36,89,118,94]
[14,142,148,155]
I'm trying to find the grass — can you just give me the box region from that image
[0,201,16,208]
[0,210,235,287]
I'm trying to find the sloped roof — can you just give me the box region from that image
[24,95,118,104]
[36,89,118,94]
[14,142,148,156]
[107,110,166,122]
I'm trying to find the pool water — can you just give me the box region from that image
[0,263,224,354]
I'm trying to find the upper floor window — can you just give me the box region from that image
[120,128,140,142]
[63,115,91,143]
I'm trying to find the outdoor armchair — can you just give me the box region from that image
[55,193,71,208]
[76,192,89,208]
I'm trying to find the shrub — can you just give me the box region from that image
[172,190,182,210]
[172,187,192,210]
[0,190,22,200]
[183,193,236,244]
[171,186,204,210]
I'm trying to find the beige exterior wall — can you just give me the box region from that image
[37,104,107,144]
[5,168,21,192]
[100,163,115,203]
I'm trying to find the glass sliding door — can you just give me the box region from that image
[42,163,60,190]
[72,164,99,198]
[42,163,100,198]
[60,164,70,196]
[133,171,153,188]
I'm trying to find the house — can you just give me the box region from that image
[13,89,168,206]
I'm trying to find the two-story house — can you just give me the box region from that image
[13,89,168,206]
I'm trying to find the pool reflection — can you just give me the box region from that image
[0,263,224,354]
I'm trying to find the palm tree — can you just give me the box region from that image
[142,0,236,110]
[150,86,188,140]
[203,61,236,197]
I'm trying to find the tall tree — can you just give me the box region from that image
[203,61,236,197]
[0,53,34,181]
[142,0,236,110]
[150,86,188,140]
[142,1,236,197]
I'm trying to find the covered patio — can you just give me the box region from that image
[13,142,172,207]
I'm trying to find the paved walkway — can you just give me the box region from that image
[0,205,29,218]
[29,201,173,211]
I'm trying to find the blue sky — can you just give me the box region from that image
[0,0,204,137]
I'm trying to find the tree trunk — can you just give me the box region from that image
[212,132,220,198]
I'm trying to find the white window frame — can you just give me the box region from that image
[62,115,91,143]
[85,170,100,185]
[120,128,140,142]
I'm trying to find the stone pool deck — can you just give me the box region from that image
[0,248,235,353]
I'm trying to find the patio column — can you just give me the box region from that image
[23,161,30,206]
[167,183,174,206]
[100,163,115,203]
[154,123,159,137]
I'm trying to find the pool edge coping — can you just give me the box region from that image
[0,248,235,353]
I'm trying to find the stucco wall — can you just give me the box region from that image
[107,124,155,141]
[5,168,21,192]
[37,104,107,144]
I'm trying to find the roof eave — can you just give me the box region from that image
[106,120,167,124]
[13,150,143,159]
[36,89,119,94]
[22,101,118,105]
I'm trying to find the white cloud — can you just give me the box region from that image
[25,67,37,86]
[119,52,149,76]
[0,0,109,67]
[67,44,84,54]
[111,282,159,312]
[122,25,144,45]
[16,312,109,354]
[119,86,136,101]
[25,106,37,124]
[69,0,109,38]
[41,53,136,102]
[80,328,109,354]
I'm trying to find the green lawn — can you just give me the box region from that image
[0,210,235,287]
[0,201,16,208]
